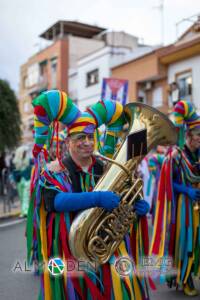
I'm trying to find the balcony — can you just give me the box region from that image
[28,76,48,96]
[38,76,48,91]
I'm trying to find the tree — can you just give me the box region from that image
[0,79,21,152]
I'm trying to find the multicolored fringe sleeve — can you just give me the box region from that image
[87,99,125,157]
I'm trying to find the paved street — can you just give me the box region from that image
[149,278,200,299]
[0,219,39,300]
[0,218,199,300]
[0,195,21,219]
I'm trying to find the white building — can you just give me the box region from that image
[159,17,200,111]
[68,31,153,110]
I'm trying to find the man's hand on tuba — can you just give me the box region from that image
[133,199,150,216]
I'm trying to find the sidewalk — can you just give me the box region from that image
[0,195,21,219]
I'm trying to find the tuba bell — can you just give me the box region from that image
[69,102,178,265]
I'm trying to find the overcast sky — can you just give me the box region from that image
[1,0,200,92]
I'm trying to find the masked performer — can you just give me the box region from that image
[150,100,200,296]
[27,90,151,300]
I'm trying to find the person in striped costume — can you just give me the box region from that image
[150,100,200,296]
[27,89,151,300]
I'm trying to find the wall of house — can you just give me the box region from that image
[111,53,159,102]
[152,78,169,113]
[168,54,200,108]
[101,31,138,49]
[72,45,134,110]
[26,39,68,91]
[68,68,78,102]
[68,36,105,69]
[19,38,69,143]
[75,47,112,110]
[19,39,69,98]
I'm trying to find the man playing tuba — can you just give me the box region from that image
[27,90,151,300]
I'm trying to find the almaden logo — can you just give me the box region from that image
[48,258,65,276]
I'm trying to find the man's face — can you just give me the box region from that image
[67,132,95,159]
[187,129,200,151]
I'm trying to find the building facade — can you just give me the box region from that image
[19,21,106,143]
[19,18,200,145]
[112,17,200,114]
[69,31,154,110]
[111,47,169,112]
[159,19,200,111]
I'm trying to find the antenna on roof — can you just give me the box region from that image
[175,13,200,40]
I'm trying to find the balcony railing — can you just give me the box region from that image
[28,76,48,95]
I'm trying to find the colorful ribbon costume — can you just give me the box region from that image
[150,100,200,290]
[27,90,153,300]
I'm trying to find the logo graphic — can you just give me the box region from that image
[48,258,65,276]
[115,257,134,277]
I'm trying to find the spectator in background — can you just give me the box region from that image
[13,146,32,217]
[0,152,6,195]
[168,81,180,107]
[7,153,18,206]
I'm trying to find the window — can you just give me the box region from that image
[27,63,39,87]
[22,75,28,89]
[23,102,29,112]
[39,60,48,91]
[86,69,99,87]
[152,87,163,107]
[39,60,47,77]
[28,117,34,131]
[51,58,57,89]
[176,72,192,102]
[138,89,146,104]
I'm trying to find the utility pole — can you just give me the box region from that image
[153,0,164,45]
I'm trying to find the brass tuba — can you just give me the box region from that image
[69,102,178,264]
